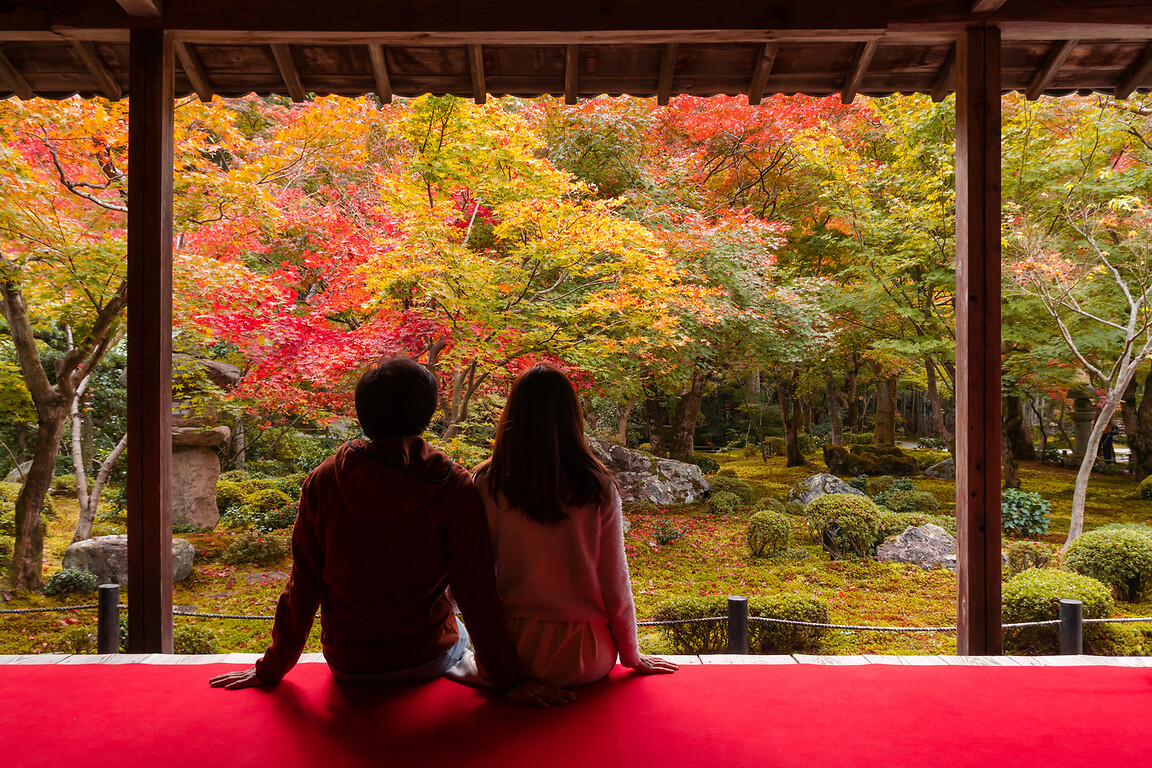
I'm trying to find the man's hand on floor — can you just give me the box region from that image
[210,667,269,690]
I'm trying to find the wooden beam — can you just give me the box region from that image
[842,39,878,104]
[1116,42,1152,101]
[747,41,780,106]
[955,24,1002,658]
[0,46,32,100]
[1025,39,1077,100]
[971,0,1008,11]
[126,27,174,655]
[367,43,392,104]
[70,40,122,101]
[657,42,678,105]
[565,44,578,105]
[115,0,162,18]
[174,40,213,102]
[931,44,957,102]
[468,43,485,105]
[270,43,305,102]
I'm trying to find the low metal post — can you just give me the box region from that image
[1059,598,1082,655]
[727,595,749,654]
[98,584,120,654]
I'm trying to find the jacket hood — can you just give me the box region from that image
[334,437,455,519]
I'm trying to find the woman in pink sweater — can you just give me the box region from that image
[472,364,678,687]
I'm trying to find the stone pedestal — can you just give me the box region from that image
[1068,388,1096,459]
[63,534,195,584]
[172,426,230,529]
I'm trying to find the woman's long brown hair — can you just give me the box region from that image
[478,363,611,525]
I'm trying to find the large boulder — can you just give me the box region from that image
[823,444,917,476]
[172,426,229,528]
[62,535,195,585]
[788,473,867,505]
[876,524,956,571]
[3,461,31,484]
[586,437,709,505]
[925,457,955,480]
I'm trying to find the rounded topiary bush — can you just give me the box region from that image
[43,568,99,596]
[747,511,791,558]
[173,623,221,654]
[708,490,741,516]
[685,454,720,475]
[1004,540,1056,578]
[1002,568,1116,654]
[222,532,290,565]
[709,476,755,505]
[50,474,78,497]
[1138,474,1152,500]
[749,594,829,654]
[879,490,940,514]
[1065,528,1152,602]
[1001,488,1051,539]
[215,480,247,516]
[805,493,881,560]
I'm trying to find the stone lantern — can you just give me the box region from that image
[1067,387,1097,459]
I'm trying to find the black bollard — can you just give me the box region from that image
[98,584,120,654]
[727,595,749,654]
[1059,599,1083,655]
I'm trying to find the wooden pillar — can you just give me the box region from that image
[955,25,1002,656]
[126,28,174,654]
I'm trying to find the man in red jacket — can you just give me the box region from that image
[210,358,573,707]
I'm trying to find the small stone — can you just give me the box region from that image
[877,524,956,571]
[925,458,955,480]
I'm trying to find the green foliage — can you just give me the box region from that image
[173,623,222,655]
[224,503,297,533]
[804,493,881,560]
[848,474,869,494]
[1005,540,1056,578]
[221,486,295,532]
[50,474,77,497]
[762,437,787,457]
[0,536,11,568]
[219,470,251,484]
[823,444,916,477]
[1000,488,1051,539]
[56,625,98,654]
[755,496,805,517]
[215,480,247,516]
[747,510,791,558]
[1065,528,1152,602]
[43,568,99,596]
[653,595,829,654]
[684,454,720,474]
[1002,568,1116,654]
[651,519,685,545]
[878,490,940,514]
[1138,474,1152,500]
[222,532,290,565]
[708,491,741,516]
[844,432,873,445]
[708,476,755,504]
[916,436,948,450]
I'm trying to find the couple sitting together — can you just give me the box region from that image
[210,358,677,706]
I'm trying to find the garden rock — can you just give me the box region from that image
[3,460,31,484]
[586,437,709,505]
[925,458,955,480]
[787,473,866,505]
[876,524,956,571]
[172,426,229,528]
[62,534,195,585]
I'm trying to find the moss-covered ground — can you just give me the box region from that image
[3,449,1151,656]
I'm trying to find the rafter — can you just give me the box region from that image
[1116,42,1152,101]
[931,44,956,102]
[468,44,486,104]
[367,43,392,104]
[270,43,305,102]
[971,0,1008,11]
[747,41,780,106]
[1026,39,1077,100]
[70,40,122,100]
[565,44,579,105]
[657,42,678,105]
[174,41,213,102]
[0,46,32,100]
[841,39,878,104]
[114,0,162,18]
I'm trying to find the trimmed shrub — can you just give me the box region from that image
[223,488,295,531]
[50,474,78,497]
[1139,474,1152,500]
[222,532,290,566]
[173,623,221,654]
[805,494,881,560]
[747,511,791,558]
[57,625,98,654]
[219,469,251,484]
[708,491,741,516]
[709,476,755,505]
[43,568,99,596]
[1065,528,1152,602]
[653,595,829,654]
[1005,540,1056,578]
[844,432,874,445]
[916,436,948,450]
[684,454,720,475]
[651,519,685,545]
[215,480,247,516]
[823,444,917,477]
[1001,488,1050,539]
[848,474,869,494]
[762,437,787,457]
[756,497,805,517]
[1002,568,1115,654]
[879,490,940,514]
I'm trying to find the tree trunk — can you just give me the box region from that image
[72,432,127,544]
[9,407,67,590]
[643,381,667,457]
[1001,426,1021,489]
[233,417,246,472]
[1031,399,1050,464]
[843,355,860,430]
[668,368,708,461]
[825,374,844,446]
[775,371,807,467]
[874,373,898,446]
[617,393,637,445]
[1121,373,1152,480]
[1003,394,1036,462]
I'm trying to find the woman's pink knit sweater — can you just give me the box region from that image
[476,477,641,668]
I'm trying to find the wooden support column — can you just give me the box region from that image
[126,28,174,654]
[955,25,1002,656]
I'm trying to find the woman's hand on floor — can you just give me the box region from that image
[503,679,577,707]
[631,655,679,675]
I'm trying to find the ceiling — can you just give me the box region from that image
[3,1,1152,104]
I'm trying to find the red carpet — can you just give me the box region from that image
[4,662,1150,767]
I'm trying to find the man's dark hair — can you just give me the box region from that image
[354,358,438,439]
